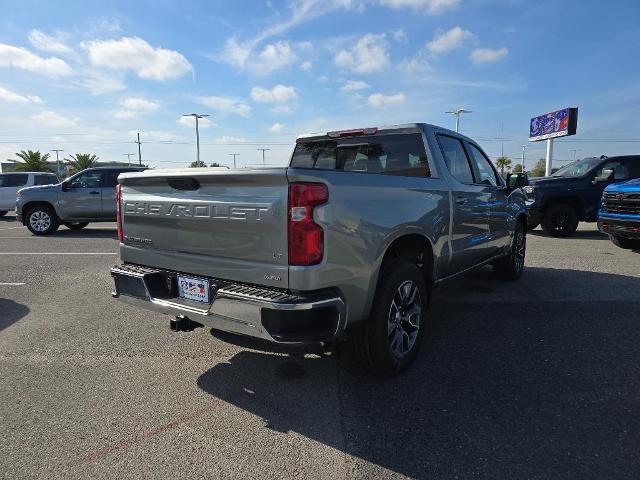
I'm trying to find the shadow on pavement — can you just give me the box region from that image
[529,228,609,241]
[197,267,640,479]
[53,228,117,239]
[0,298,29,332]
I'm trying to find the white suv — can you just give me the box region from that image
[0,172,59,215]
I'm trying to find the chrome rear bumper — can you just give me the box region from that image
[111,263,346,345]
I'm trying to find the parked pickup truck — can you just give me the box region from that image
[598,178,640,250]
[16,166,146,235]
[110,123,528,375]
[524,155,640,237]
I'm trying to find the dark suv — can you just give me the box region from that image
[524,155,640,237]
[15,166,146,235]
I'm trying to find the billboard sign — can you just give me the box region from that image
[529,107,578,142]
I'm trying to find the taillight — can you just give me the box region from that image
[115,184,123,243]
[288,182,328,265]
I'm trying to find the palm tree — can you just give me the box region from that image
[7,150,53,172]
[67,153,99,175]
[495,156,512,177]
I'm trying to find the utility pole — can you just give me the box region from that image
[257,148,270,167]
[123,153,135,166]
[51,149,63,177]
[228,153,239,168]
[182,113,210,165]
[135,132,142,166]
[445,108,472,133]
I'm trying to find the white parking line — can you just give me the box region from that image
[0,226,23,230]
[0,282,26,286]
[0,252,117,255]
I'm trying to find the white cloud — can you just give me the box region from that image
[367,92,406,107]
[83,37,192,81]
[335,33,389,74]
[271,104,296,115]
[178,116,213,128]
[0,86,42,104]
[31,110,77,128]
[399,54,430,74]
[426,27,473,54]
[300,61,313,71]
[470,47,509,64]
[251,84,298,103]
[254,41,296,73]
[28,30,75,57]
[0,43,73,77]
[215,136,248,144]
[78,72,126,95]
[270,122,285,133]
[115,98,160,120]
[341,80,371,92]
[379,0,459,15]
[392,29,408,43]
[196,96,251,117]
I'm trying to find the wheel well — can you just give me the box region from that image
[516,213,528,230]
[382,234,434,283]
[544,196,584,219]
[21,201,56,224]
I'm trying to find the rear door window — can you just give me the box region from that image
[291,133,430,178]
[34,174,58,186]
[102,170,122,188]
[0,174,29,187]
[437,135,474,184]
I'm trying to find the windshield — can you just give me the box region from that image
[551,157,602,177]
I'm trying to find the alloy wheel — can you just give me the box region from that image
[387,280,422,357]
[29,211,51,232]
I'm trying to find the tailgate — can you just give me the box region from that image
[118,168,289,289]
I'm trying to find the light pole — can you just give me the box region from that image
[51,149,63,177]
[123,153,135,166]
[257,148,270,167]
[182,113,210,165]
[569,149,581,161]
[521,145,526,171]
[445,108,472,133]
[228,153,239,168]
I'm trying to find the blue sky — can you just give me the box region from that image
[1,0,639,170]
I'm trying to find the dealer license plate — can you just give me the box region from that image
[177,275,210,303]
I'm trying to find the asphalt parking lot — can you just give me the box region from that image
[1,212,639,480]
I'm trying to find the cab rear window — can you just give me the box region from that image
[291,133,430,178]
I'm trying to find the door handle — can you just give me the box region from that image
[455,196,468,206]
[89,191,100,195]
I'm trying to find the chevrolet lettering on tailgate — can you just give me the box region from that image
[123,202,270,221]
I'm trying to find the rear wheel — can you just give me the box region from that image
[26,205,59,235]
[493,222,526,280]
[542,203,579,237]
[610,235,640,250]
[64,222,89,230]
[352,259,429,376]
[0,210,7,217]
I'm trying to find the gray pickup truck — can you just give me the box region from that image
[16,166,146,235]
[111,123,528,375]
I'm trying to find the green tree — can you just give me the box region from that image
[189,160,207,168]
[495,156,512,177]
[67,153,99,175]
[7,150,52,172]
[512,163,524,173]
[530,158,547,177]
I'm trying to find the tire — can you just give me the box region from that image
[26,205,59,235]
[0,210,7,217]
[64,222,89,230]
[352,259,429,376]
[542,203,579,238]
[527,223,539,231]
[493,222,526,281]
[610,235,640,250]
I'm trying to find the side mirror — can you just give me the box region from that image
[506,172,528,189]
[594,168,614,183]
[61,181,70,191]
